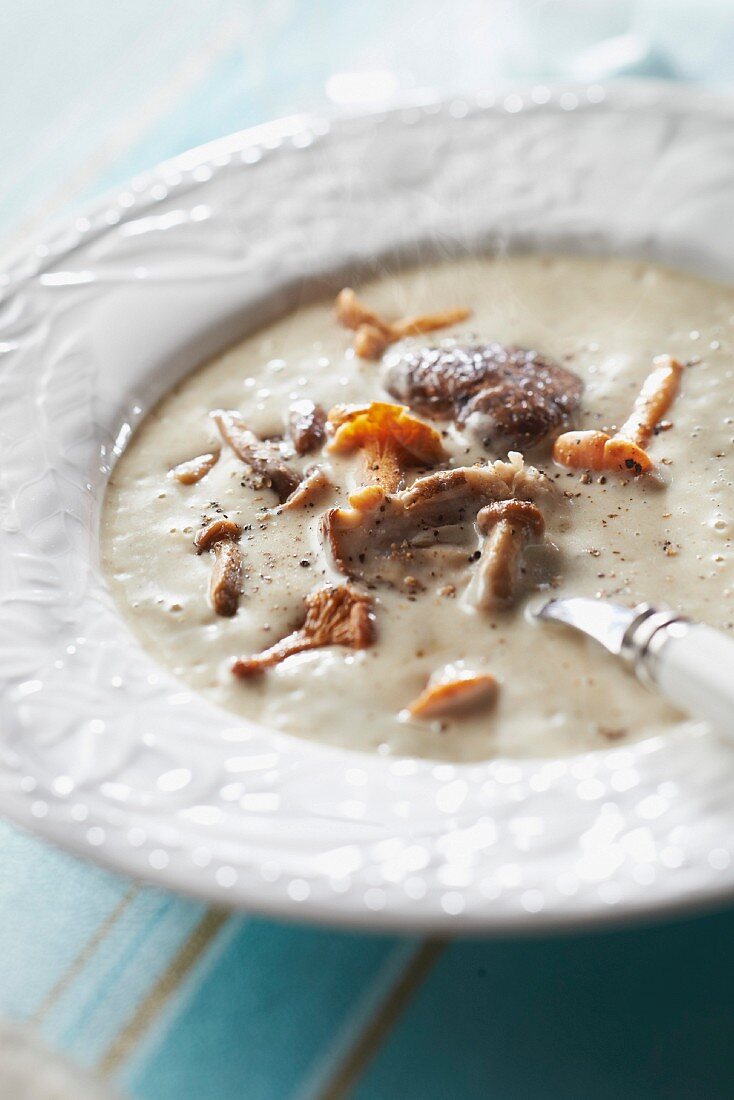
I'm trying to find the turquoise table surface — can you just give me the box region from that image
[3,2,734,1097]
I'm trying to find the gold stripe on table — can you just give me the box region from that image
[98,906,230,1077]
[30,883,141,1026]
[315,938,448,1100]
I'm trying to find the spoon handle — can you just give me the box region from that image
[639,620,734,737]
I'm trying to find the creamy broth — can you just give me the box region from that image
[101,256,734,761]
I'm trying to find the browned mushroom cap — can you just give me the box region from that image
[476,499,545,538]
[212,409,301,503]
[288,400,327,455]
[327,401,447,492]
[470,499,546,609]
[194,517,242,553]
[210,539,243,617]
[169,450,220,485]
[232,584,374,678]
[194,517,244,615]
[383,343,583,451]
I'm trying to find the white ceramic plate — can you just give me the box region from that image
[2,82,734,933]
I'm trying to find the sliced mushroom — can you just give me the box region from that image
[270,466,332,513]
[194,517,242,553]
[469,499,546,609]
[212,409,300,503]
[335,287,471,360]
[210,539,243,617]
[407,666,498,719]
[383,342,583,451]
[327,401,447,493]
[232,584,374,678]
[288,399,327,455]
[553,355,683,476]
[321,457,549,586]
[169,450,220,485]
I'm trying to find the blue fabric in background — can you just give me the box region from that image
[1,2,734,1097]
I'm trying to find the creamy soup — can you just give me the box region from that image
[101,256,734,761]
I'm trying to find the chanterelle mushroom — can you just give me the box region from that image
[553,355,683,476]
[407,665,498,720]
[327,401,447,493]
[469,498,546,609]
[383,342,583,452]
[212,409,300,503]
[232,584,374,678]
[335,288,471,360]
[321,454,549,588]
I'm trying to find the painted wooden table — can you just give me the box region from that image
[3,2,734,1097]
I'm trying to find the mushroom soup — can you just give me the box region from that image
[101,255,734,761]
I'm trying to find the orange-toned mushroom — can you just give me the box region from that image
[335,288,393,336]
[394,308,473,339]
[232,584,374,678]
[327,401,447,493]
[553,355,683,475]
[335,287,471,360]
[407,666,498,720]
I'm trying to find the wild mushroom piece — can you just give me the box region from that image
[287,399,327,455]
[271,466,332,513]
[470,499,546,609]
[195,518,244,615]
[210,539,243,617]
[407,666,499,720]
[169,450,220,485]
[383,343,583,451]
[212,409,301,503]
[327,401,447,493]
[618,355,684,448]
[194,517,243,553]
[334,287,472,361]
[335,288,394,336]
[353,324,393,360]
[393,307,472,339]
[553,355,683,475]
[232,584,374,678]
[321,458,550,586]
